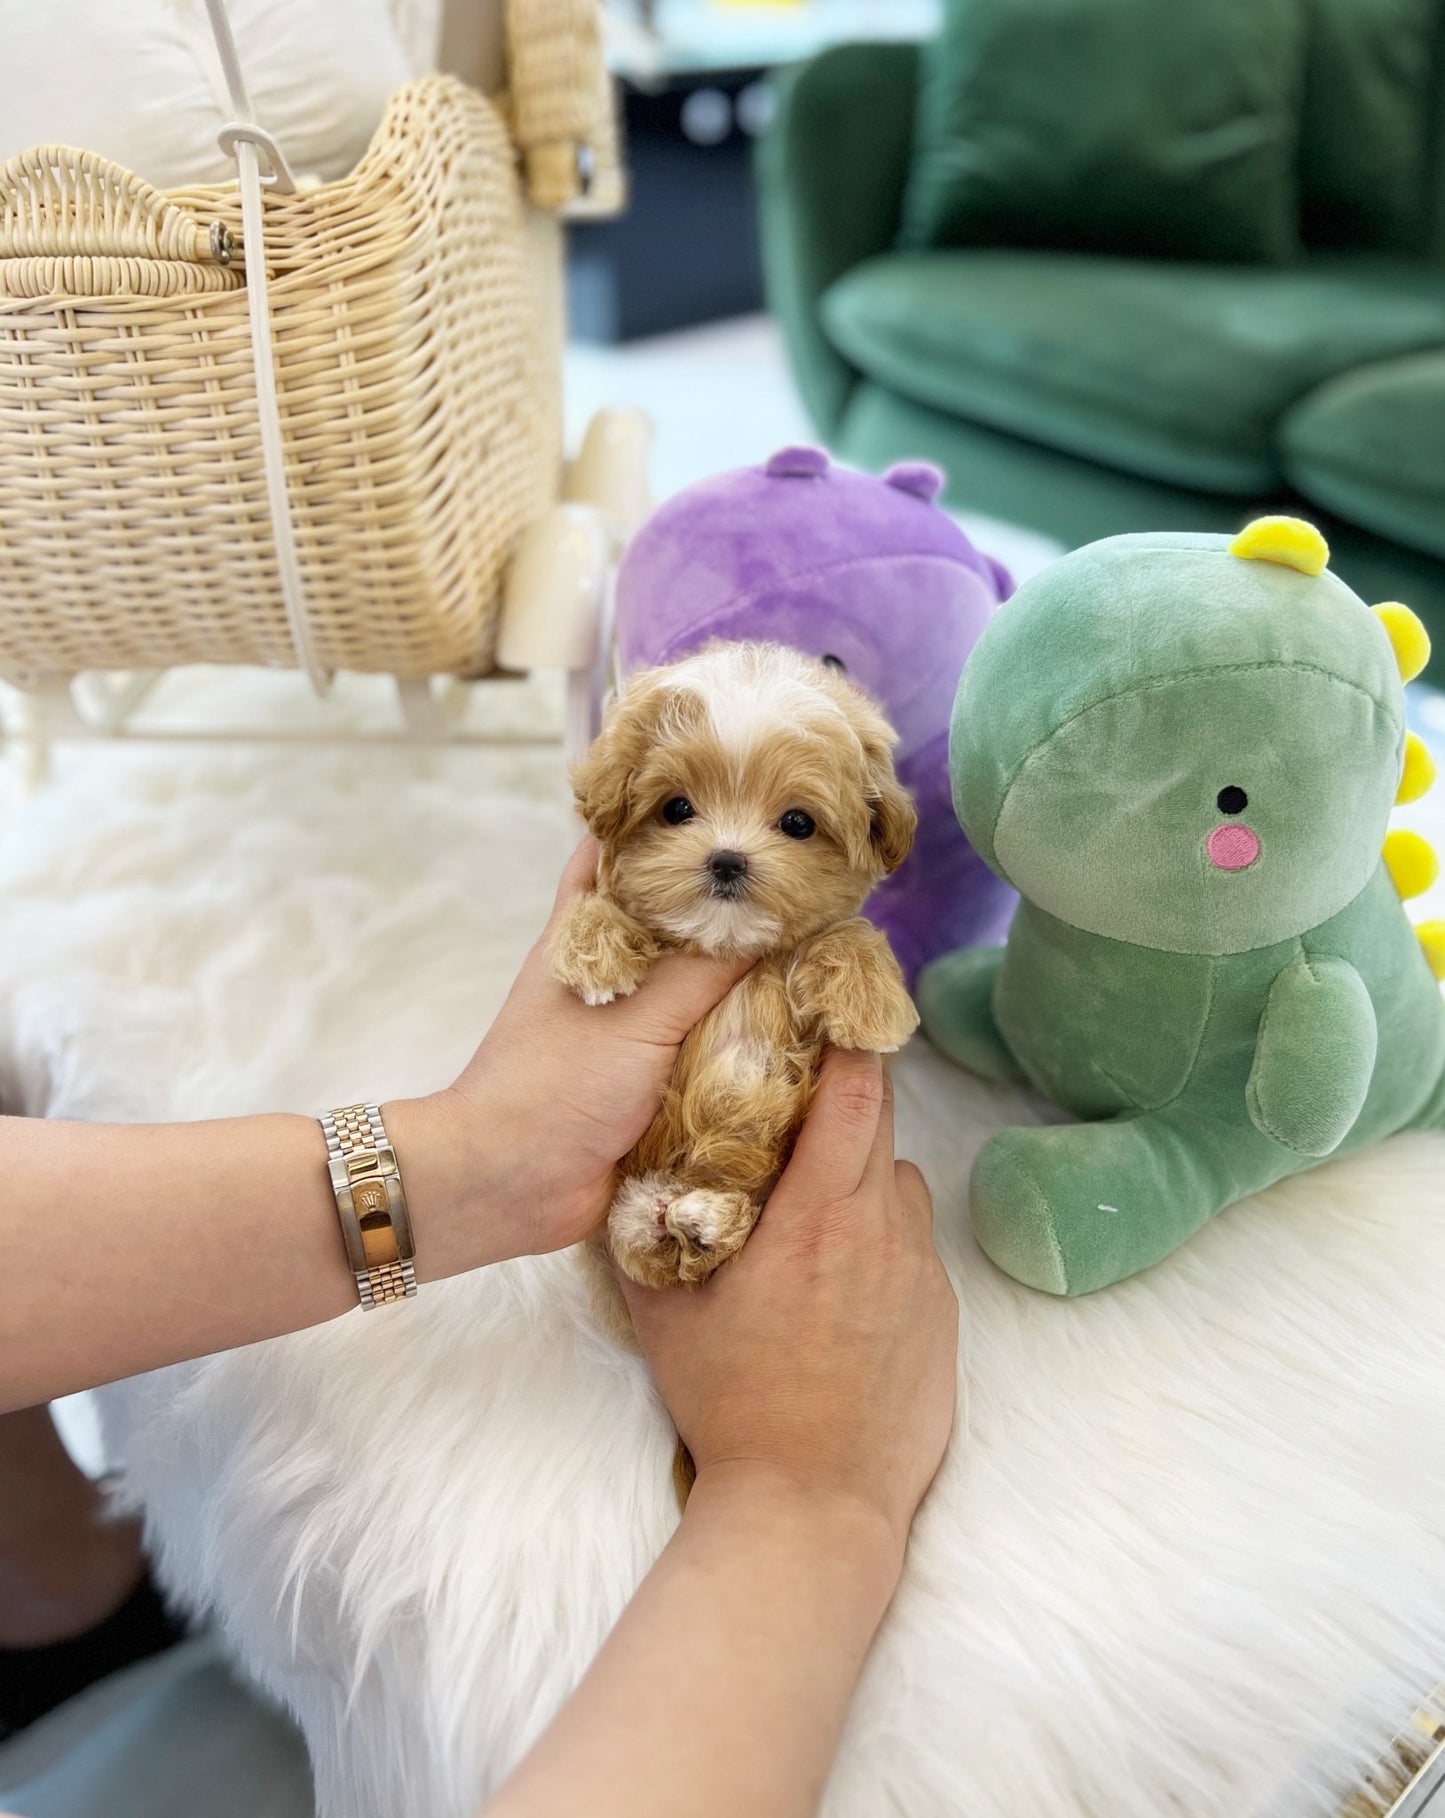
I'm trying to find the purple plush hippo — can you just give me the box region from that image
[613,444,1016,984]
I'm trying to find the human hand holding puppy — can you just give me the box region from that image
[429,836,755,1270]
[619,1047,955,1555]
[487,1049,957,1818]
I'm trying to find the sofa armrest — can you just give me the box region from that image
[757,41,920,438]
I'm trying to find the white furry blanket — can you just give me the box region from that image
[2,700,1444,1818]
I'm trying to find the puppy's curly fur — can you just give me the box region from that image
[552,642,919,1289]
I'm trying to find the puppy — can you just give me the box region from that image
[552,641,920,1289]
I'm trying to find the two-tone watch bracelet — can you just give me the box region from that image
[320,1103,418,1309]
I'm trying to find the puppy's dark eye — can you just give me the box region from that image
[662,796,695,826]
[1216,786,1248,815]
[821,653,846,673]
[778,809,816,840]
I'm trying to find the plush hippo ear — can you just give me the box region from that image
[884,461,945,504]
[765,445,830,478]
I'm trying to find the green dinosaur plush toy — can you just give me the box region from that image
[918,515,1445,1296]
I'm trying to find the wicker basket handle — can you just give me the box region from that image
[202,0,327,694]
[0,147,215,263]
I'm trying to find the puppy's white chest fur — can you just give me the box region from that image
[701,978,782,1085]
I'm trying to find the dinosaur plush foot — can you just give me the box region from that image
[917,945,1022,1082]
[971,1115,1243,1296]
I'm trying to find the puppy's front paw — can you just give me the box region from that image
[550,890,659,1005]
[819,958,920,1053]
[792,919,921,1053]
[609,1173,758,1287]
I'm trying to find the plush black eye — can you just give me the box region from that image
[662,796,695,825]
[778,809,816,840]
[821,653,847,673]
[1216,786,1248,815]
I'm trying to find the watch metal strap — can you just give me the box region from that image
[321,1103,418,1309]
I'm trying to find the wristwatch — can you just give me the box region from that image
[320,1103,418,1309]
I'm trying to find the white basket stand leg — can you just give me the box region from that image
[394,676,477,738]
[496,504,612,762]
[496,407,652,760]
[564,406,653,537]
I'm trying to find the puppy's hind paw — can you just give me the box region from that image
[666,1188,756,1284]
[608,1174,757,1288]
[608,1172,687,1288]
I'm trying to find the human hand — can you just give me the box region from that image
[618,1049,958,1563]
[401,840,751,1271]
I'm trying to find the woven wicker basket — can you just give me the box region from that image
[0,1,617,689]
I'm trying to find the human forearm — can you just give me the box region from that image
[0,842,752,1413]
[487,1463,901,1818]
[495,1051,957,1818]
[0,1093,520,1411]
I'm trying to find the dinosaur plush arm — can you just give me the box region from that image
[1246,956,1378,1157]
[916,945,1023,1082]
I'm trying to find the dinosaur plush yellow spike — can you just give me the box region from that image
[1383,829,1439,899]
[1228,515,1329,576]
[1373,602,1431,682]
[1397,731,1437,805]
[1418,922,1445,981]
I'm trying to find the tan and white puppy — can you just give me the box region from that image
[552,641,920,1288]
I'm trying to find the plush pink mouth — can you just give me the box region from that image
[1206,824,1260,871]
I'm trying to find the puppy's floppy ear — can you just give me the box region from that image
[570,672,666,842]
[869,766,917,874]
[822,667,917,875]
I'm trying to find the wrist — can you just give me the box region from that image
[685,1459,906,1612]
[381,1087,531,1280]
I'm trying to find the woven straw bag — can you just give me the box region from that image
[0,0,619,692]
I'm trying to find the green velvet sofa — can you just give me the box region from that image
[758,37,1445,678]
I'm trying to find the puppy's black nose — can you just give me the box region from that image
[707,850,749,885]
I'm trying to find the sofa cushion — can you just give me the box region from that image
[1283,352,1445,559]
[1429,48,1445,264]
[897,0,1304,264]
[822,251,1445,495]
[1298,0,1443,255]
[832,381,1445,684]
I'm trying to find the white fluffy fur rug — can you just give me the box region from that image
[3,681,1445,1818]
